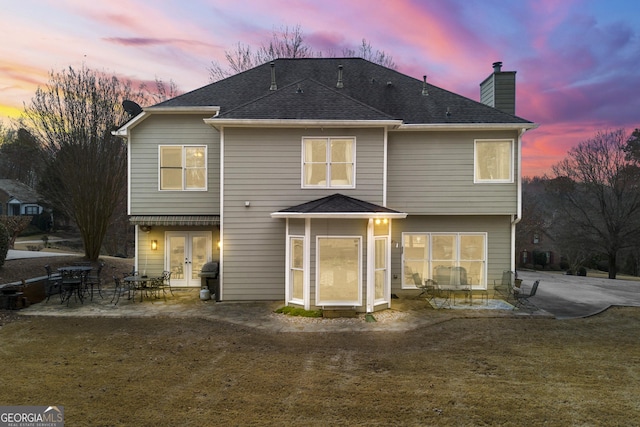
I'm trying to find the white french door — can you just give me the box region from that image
[165,231,212,287]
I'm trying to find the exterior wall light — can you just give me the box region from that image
[151,240,158,251]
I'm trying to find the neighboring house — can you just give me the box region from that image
[115,58,537,312]
[0,179,46,217]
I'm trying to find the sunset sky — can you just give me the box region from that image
[1,0,638,177]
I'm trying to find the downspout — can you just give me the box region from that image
[510,128,526,272]
[219,126,225,300]
[383,127,388,206]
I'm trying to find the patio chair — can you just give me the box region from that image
[414,273,449,308]
[494,270,516,302]
[85,262,104,300]
[514,280,540,308]
[111,276,128,305]
[450,267,471,305]
[414,273,434,300]
[44,265,62,302]
[160,270,174,296]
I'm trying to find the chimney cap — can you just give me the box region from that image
[492,61,503,72]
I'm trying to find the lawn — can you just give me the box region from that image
[0,307,638,425]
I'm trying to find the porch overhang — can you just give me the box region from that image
[270,212,407,219]
[129,215,220,226]
[270,193,407,219]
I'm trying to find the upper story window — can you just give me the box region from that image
[159,145,207,191]
[302,137,355,188]
[474,139,514,183]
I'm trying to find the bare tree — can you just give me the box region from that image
[139,77,180,105]
[0,127,43,188]
[548,129,640,279]
[22,65,137,260]
[342,39,397,69]
[209,25,396,82]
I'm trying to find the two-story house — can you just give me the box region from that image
[115,58,536,312]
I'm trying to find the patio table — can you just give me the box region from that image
[123,275,163,302]
[57,266,92,305]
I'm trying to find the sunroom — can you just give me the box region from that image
[271,194,406,313]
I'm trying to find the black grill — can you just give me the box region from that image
[199,262,219,279]
[199,262,220,301]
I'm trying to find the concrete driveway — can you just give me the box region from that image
[6,249,76,260]
[517,270,640,319]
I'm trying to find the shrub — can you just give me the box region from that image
[0,222,8,268]
[560,260,570,270]
[275,306,323,318]
[577,267,587,276]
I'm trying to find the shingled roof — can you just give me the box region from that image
[0,179,42,204]
[271,194,407,219]
[155,58,532,125]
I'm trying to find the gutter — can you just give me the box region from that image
[511,127,528,271]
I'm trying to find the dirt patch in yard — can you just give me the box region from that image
[1,257,640,425]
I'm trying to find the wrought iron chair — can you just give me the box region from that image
[44,265,62,302]
[515,280,540,308]
[85,262,104,300]
[111,276,129,305]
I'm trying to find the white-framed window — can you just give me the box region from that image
[474,139,514,183]
[316,236,361,305]
[402,232,487,289]
[374,237,387,301]
[289,236,304,303]
[159,145,207,191]
[24,205,40,215]
[302,137,355,188]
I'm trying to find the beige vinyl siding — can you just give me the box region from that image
[134,226,220,278]
[129,114,220,215]
[387,130,519,214]
[221,127,385,300]
[390,215,511,292]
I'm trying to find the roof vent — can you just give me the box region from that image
[336,64,344,88]
[386,81,392,86]
[270,62,277,91]
[446,107,451,117]
[422,75,428,96]
[296,84,303,94]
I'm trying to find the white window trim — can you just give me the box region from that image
[288,235,305,305]
[301,137,356,189]
[474,139,514,184]
[158,145,208,191]
[401,232,488,290]
[315,235,362,306]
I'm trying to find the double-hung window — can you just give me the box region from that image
[302,137,355,188]
[159,145,207,191]
[474,139,514,183]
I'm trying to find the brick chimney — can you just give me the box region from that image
[480,61,516,115]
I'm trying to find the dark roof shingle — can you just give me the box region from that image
[155,58,532,125]
[279,193,402,214]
